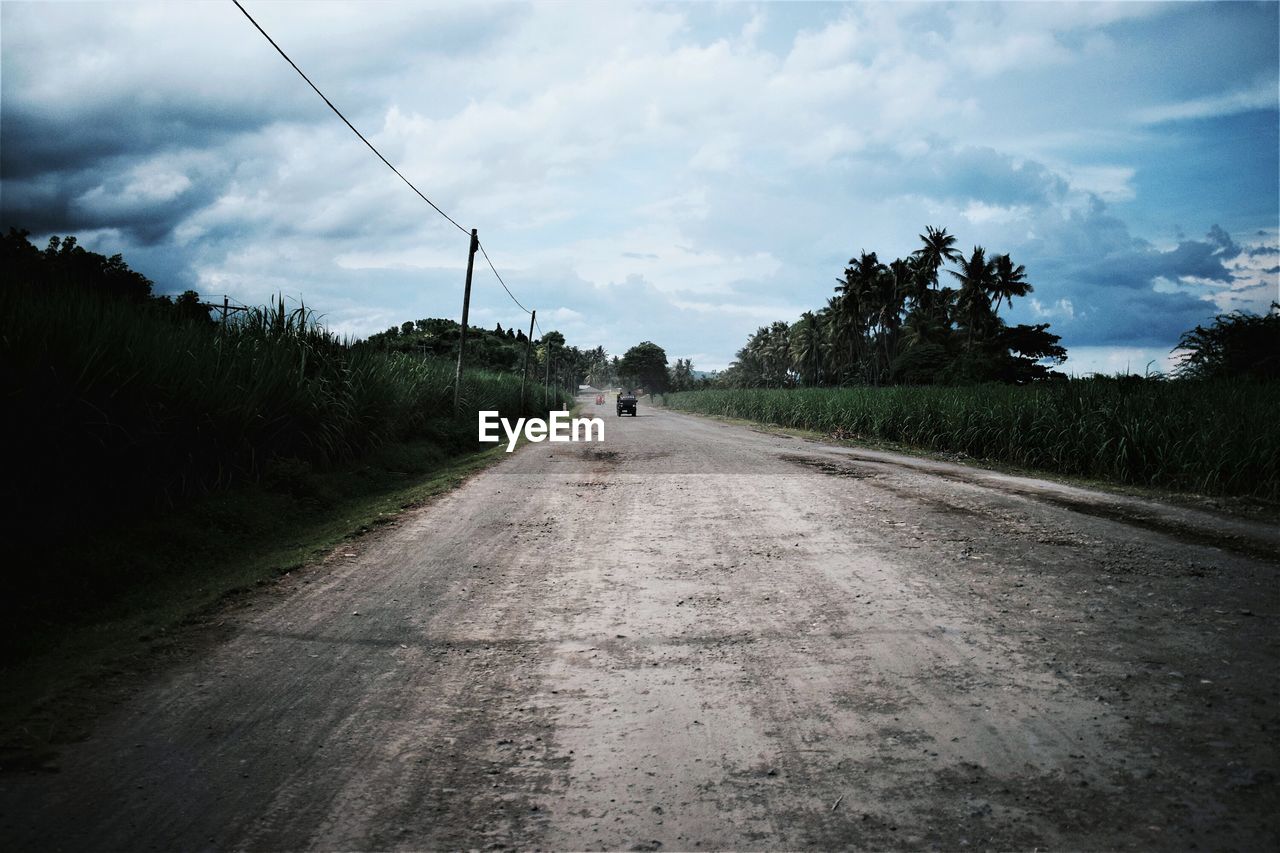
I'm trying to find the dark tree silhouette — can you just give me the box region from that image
[619,341,670,394]
[1175,306,1280,380]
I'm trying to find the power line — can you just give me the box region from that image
[232,0,468,237]
[233,1,549,335]
[476,239,531,315]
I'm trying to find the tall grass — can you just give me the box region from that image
[0,283,569,530]
[664,384,1280,499]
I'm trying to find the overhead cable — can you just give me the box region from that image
[232,0,469,237]
[476,239,531,315]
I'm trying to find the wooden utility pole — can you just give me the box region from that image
[520,309,536,412]
[453,228,479,412]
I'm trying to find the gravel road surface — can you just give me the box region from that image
[2,400,1277,850]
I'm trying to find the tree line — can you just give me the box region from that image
[3,227,216,324]
[367,323,716,399]
[720,226,1067,388]
[366,319,610,397]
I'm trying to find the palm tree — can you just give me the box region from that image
[583,345,609,387]
[950,246,996,348]
[880,258,915,373]
[765,320,793,386]
[911,226,962,310]
[990,254,1032,316]
[820,297,843,383]
[835,251,884,382]
[792,311,823,386]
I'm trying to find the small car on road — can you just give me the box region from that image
[616,392,637,417]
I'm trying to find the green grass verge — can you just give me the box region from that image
[0,437,512,763]
[663,405,1280,522]
[661,383,1280,500]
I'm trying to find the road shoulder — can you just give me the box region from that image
[0,439,516,773]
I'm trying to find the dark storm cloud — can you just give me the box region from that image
[1039,282,1214,347]
[924,145,1069,208]
[1204,223,1241,258]
[853,143,1069,209]
[1063,236,1236,290]
[0,100,270,180]
[2,165,228,246]
[1016,198,1256,346]
[0,174,82,236]
[0,88,282,244]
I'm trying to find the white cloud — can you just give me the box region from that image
[1216,233,1280,313]
[962,202,1029,225]
[2,0,1276,368]
[1030,298,1075,320]
[1060,346,1179,378]
[545,307,584,325]
[1136,79,1278,124]
[1057,165,1136,202]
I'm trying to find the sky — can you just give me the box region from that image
[2,1,1277,375]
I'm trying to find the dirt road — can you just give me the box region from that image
[2,400,1277,850]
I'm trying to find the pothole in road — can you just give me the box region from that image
[779,454,881,480]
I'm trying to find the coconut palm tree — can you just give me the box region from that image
[835,251,885,382]
[881,258,915,367]
[911,226,962,310]
[950,246,997,348]
[990,253,1032,316]
[792,311,823,386]
[820,296,844,383]
[765,320,793,386]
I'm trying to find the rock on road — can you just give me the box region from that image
[2,400,1277,850]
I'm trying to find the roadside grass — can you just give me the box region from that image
[0,437,510,766]
[1,281,570,545]
[660,383,1280,501]
[664,406,1280,522]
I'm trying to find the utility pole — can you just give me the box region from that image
[222,295,229,325]
[520,309,536,413]
[453,228,479,413]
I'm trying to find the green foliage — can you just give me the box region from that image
[669,357,696,391]
[1,270,571,541]
[664,382,1280,499]
[367,317,614,397]
[619,341,670,393]
[722,225,1065,388]
[1174,305,1280,380]
[1,227,212,322]
[365,316,525,374]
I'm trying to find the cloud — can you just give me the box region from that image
[1030,298,1075,320]
[1136,80,1278,124]
[1,0,1276,371]
[1011,198,1276,346]
[1061,346,1180,378]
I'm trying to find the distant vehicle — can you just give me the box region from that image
[595,394,604,405]
[616,392,637,417]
